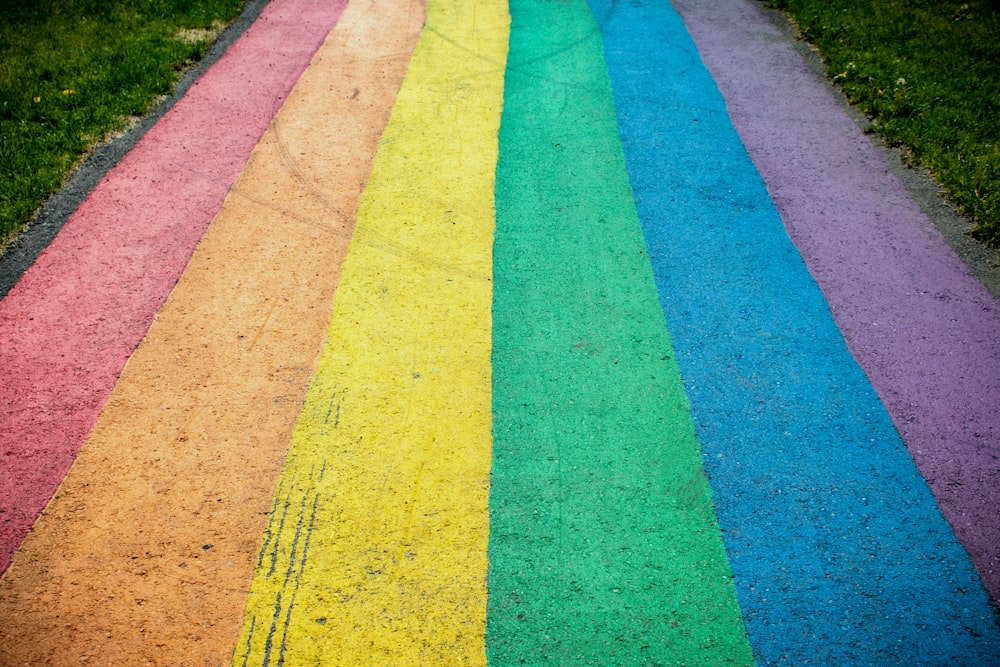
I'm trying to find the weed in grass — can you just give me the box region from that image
[764,0,1000,247]
[0,0,244,245]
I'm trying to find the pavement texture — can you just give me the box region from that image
[1,0,999,664]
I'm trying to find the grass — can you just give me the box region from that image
[4,1,999,252]
[764,0,1000,248]
[0,0,244,245]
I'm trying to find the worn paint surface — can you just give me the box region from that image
[0,0,422,663]
[486,0,754,664]
[233,0,508,663]
[675,0,1000,603]
[0,0,347,575]
[590,0,1000,663]
[0,0,998,663]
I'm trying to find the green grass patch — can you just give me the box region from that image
[0,0,244,244]
[764,0,1000,247]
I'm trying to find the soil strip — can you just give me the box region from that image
[0,0,272,299]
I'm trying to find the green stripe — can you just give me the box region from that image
[486,0,754,663]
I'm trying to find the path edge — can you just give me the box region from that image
[753,0,1000,301]
[0,0,272,299]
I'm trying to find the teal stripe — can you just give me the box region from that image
[486,0,754,663]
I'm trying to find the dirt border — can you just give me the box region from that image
[754,1,1000,302]
[0,0,271,299]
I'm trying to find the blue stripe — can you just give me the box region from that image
[588,0,1000,663]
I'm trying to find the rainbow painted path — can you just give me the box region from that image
[1,0,999,664]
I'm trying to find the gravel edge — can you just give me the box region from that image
[0,0,271,299]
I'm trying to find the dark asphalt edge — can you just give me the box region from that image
[0,0,272,300]
[756,1,1000,303]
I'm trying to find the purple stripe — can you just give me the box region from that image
[673,0,1000,600]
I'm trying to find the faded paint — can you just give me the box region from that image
[233,0,508,663]
[0,0,423,663]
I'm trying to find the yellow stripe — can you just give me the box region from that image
[233,0,509,663]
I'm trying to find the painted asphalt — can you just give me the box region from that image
[0,0,349,577]
[1,0,999,664]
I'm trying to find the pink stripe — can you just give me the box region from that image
[0,0,348,574]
